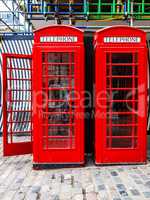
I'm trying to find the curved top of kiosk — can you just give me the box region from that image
[34,25,84,44]
[94,26,146,46]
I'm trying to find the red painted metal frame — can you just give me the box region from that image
[33,25,84,164]
[94,26,148,164]
[3,53,33,156]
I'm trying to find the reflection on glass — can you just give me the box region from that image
[106,52,138,149]
[42,52,75,149]
[6,58,32,144]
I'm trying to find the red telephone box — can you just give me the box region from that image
[94,26,148,164]
[32,25,84,168]
[3,25,84,168]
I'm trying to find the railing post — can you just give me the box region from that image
[84,0,87,15]
[127,0,130,15]
[98,0,101,14]
[130,0,134,26]
[113,0,116,14]
[86,0,89,16]
[142,0,145,15]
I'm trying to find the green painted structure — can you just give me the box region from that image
[27,0,150,20]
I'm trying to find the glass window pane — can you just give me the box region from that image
[42,52,75,149]
[112,53,133,63]
[106,52,138,149]
[111,138,133,148]
[6,57,32,144]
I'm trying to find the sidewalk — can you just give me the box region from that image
[0,137,150,200]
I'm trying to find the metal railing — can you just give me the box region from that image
[26,0,150,20]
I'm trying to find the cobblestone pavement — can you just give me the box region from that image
[0,138,150,200]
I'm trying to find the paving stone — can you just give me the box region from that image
[40,192,51,200]
[95,177,103,183]
[72,187,83,195]
[64,174,71,180]
[121,197,133,200]
[113,198,121,200]
[86,192,97,200]
[141,175,149,181]
[129,174,139,179]
[111,171,118,176]
[72,194,83,200]
[97,184,106,191]
[0,138,150,200]
[117,168,124,172]
[119,190,128,197]
[15,178,24,184]
[50,195,60,200]
[2,191,18,200]
[25,192,39,200]
[13,192,25,200]
[134,179,143,185]
[143,192,150,198]
[85,184,94,193]
[97,191,109,200]
[116,184,126,191]
[134,169,142,174]
[31,186,41,193]
[130,189,140,196]
[145,181,150,188]
[113,177,122,184]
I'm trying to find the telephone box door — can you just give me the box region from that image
[3,54,33,156]
[33,46,84,164]
[95,47,147,163]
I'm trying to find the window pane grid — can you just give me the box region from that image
[42,52,75,149]
[106,52,138,149]
[6,57,32,143]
